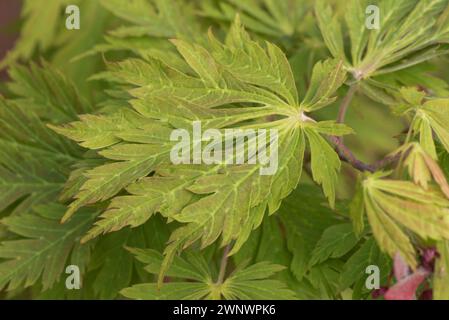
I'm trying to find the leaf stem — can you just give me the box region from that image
[328,136,401,173]
[330,82,401,173]
[394,123,415,178]
[337,83,358,124]
[217,244,231,285]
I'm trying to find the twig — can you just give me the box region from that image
[394,125,414,178]
[337,83,358,124]
[328,136,401,173]
[216,244,231,285]
[331,82,400,172]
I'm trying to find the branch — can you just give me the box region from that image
[337,83,358,123]
[328,136,400,173]
[331,82,401,172]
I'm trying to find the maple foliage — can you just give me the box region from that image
[1,0,449,300]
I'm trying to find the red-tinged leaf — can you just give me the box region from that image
[385,268,430,300]
[421,247,439,272]
[393,253,411,281]
[419,289,433,300]
[371,286,388,299]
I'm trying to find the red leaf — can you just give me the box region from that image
[385,268,429,300]
[393,253,410,281]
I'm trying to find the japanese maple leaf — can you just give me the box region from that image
[384,253,430,300]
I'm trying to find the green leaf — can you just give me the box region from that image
[399,87,426,105]
[59,135,174,223]
[3,0,449,300]
[396,88,449,159]
[279,185,340,280]
[122,247,294,300]
[307,260,343,299]
[339,238,390,290]
[362,173,449,268]
[434,240,449,299]
[7,62,92,122]
[312,121,355,136]
[310,223,359,266]
[121,282,211,300]
[0,96,80,215]
[305,128,341,208]
[200,0,311,38]
[0,204,96,291]
[0,0,70,69]
[232,213,296,288]
[127,248,210,282]
[222,262,296,300]
[317,0,449,80]
[90,229,139,299]
[345,0,369,66]
[315,0,345,61]
[52,19,348,282]
[349,180,365,236]
[49,109,149,150]
[301,59,347,111]
[100,0,200,38]
[419,99,449,155]
[395,143,449,198]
